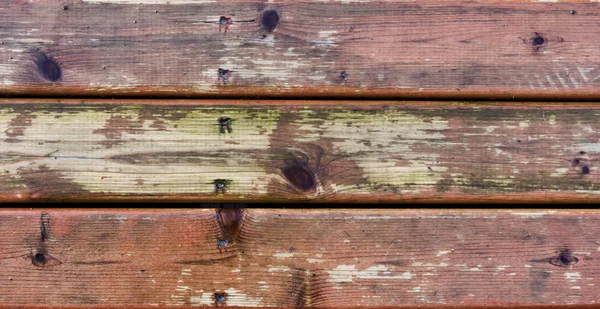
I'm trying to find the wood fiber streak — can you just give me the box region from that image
[0,209,598,307]
[0,100,599,202]
[2,1,600,98]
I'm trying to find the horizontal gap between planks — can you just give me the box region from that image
[3,98,600,107]
[8,91,600,102]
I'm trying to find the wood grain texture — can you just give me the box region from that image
[0,99,599,203]
[0,208,599,307]
[2,0,600,99]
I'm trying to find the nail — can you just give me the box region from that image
[219,16,233,33]
[214,179,229,193]
[218,117,232,133]
[341,71,348,81]
[218,68,231,83]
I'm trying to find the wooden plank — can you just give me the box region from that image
[2,0,600,99]
[0,99,599,203]
[0,208,599,307]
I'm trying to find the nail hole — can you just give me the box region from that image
[582,165,590,175]
[282,165,315,192]
[289,246,295,251]
[560,254,577,265]
[32,252,46,265]
[35,53,61,82]
[579,151,586,155]
[532,34,545,46]
[261,10,279,32]
[551,249,578,267]
[570,10,576,14]
[62,5,68,10]
[574,158,580,165]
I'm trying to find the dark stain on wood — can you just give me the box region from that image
[435,174,456,193]
[288,268,309,307]
[282,165,315,192]
[34,52,61,82]
[175,254,237,266]
[108,151,231,165]
[40,213,50,242]
[378,259,410,267]
[267,111,368,197]
[30,213,62,267]
[4,111,36,143]
[17,165,87,199]
[71,260,130,265]
[528,267,550,301]
[532,33,545,46]
[93,115,145,141]
[66,296,101,305]
[216,207,245,243]
[31,250,61,267]
[550,248,579,267]
[261,9,279,32]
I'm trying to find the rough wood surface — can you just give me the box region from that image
[0,208,598,307]
[3,0,600,99]
[0,99,599,202]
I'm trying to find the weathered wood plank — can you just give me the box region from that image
[2,0,600,99]
[0,99,598,202]
[0,208,598,307]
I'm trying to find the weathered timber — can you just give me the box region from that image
[2,1,600,99]
[0,99,599,202]
[0,209,598,307]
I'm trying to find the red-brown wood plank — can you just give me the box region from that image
[0,208,598,307]
[2,1,600,99]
